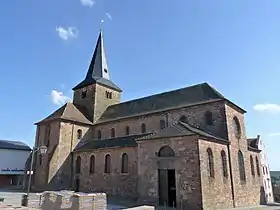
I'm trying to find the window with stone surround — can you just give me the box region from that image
[207,148,214,178]
[233,116,241,139]
[121,153,129,173]
[104,154,111,173]
[205,111,213,125]
[159,120,166,130]
[221,150,228,178]
[238,151,246,182]
[97,130,102,139]
[39,154,43,166]
[89,155,95,174]
[110,128,115,138]
[106,91,112,99]
[81,90,87,99]
[76,156,81,174]
[77,129,82,139]
[141,123,146,133]
[44,125,51,147]
[263,167,266,175]
[125,126,130,135]
[250,155,255,176]
[256,156,260,176]
[158,146,175,157]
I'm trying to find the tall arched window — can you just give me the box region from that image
[256,157,260,176]
[141,123,146,133]
[263,167,266,175]
[158,146,175,157]
[77,129,82,139]
[207,148,214,178]
[250,155,255,176]
[238,151,246,182]
[44,125,51,147]
[111,128,115,138]
[125,126,130,135]
[221,150,228,178]
[104,154,111,173]
[205,111,213,125]
[39,154,43,165]
[159,120,166,129]
[97,130,101,139]
[266,166,268,175]
[89,155,95,174]
[76,156,81,174]
[121,153,128,173]
[233,116,241,139]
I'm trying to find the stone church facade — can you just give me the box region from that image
[32,30,264,209]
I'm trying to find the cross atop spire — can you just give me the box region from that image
[73,30,121,92]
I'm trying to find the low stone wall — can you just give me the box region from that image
[26,190,107,210]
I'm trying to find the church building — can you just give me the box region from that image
[32,30,263,210]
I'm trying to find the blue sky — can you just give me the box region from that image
[0,0,280,170]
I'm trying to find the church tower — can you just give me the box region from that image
[73,30,122,123]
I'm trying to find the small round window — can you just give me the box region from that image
[233,116,241,139]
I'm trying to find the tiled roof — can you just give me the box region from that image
[97,82,227,123]
[136,121,227,142]
[74,133,151,152]
[0,140,31,151]
[247,138,258,148]
[35,102,93,125]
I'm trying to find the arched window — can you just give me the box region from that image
[238,151,246,182]
[179,115,187,123]
[266,166,268,175]
[111,128,115,138]
[250,155,255,176]
[263,167,266,175]
[39,154,43,165]
[97,130,101,139]
[221,150,228,178]
[104,154,111,173]
[141,123,146,133]
[256,157,260,176]
[89,155,95,174]
[121,153,128,173]
[158,146,175,157]
[125,126,130,135]
[205,111,213,125]
[233,116,241,139]
[44,125,51,147]
[76,156,81,174]
[77,129,82,139]
[159,120,166,129]
[207,148,215,178]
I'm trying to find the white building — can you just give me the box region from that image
[0,140,31,188]
[248,135,274,203]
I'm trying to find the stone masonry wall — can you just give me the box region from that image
[94,101,227,140]
[73,146,138,198]
[199,139,233,209]
[137,136,202,210]
[225,104,262,208]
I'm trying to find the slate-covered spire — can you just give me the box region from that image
[73,29,122,92]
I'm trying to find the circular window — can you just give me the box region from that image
[233,116,241,139]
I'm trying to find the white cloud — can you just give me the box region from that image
[106,13,113,21]
[253,103,280,113]
[56,26,78,40]
[80,0,95,7]
[268,133,280,137]
[50,90,71,106]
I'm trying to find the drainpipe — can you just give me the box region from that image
[227,144,236,208]
[69,124,74,189]
[165,113,169,127]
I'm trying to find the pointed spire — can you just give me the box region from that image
[73,30,122,92]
